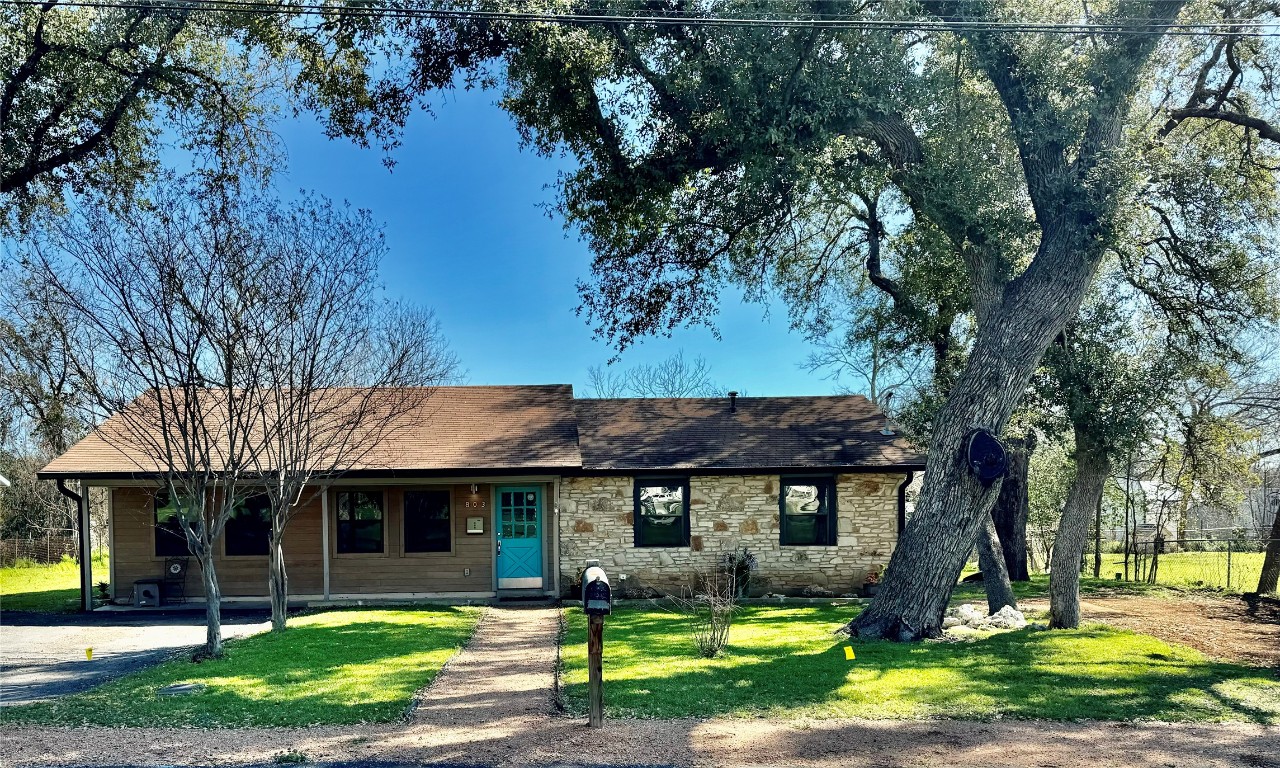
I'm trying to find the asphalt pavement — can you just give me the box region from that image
[0,609,270,705]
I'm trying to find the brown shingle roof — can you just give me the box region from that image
[40,387,924,478]
[40,385,582,477]
[574,395,924,471]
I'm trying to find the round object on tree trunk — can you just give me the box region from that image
[965,429,1007,487]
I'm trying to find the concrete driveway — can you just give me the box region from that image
[0,610,269,705]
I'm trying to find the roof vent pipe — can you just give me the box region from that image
[728,391,738,413]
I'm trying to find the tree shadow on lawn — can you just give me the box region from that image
[569,620,1280,723]
[2,608,479,728]
[0,586,80,613]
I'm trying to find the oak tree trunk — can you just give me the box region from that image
[1049,444,1111,629]
[977,511,1018,613]
[847,288,1090,637]
[1257,509,1280,595]
[197,550,223,657]
[838,0,1179,638]
[991,438,1032,581]
[1092,493,1103,578]
[269,532,289,632]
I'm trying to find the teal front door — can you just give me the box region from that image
[496,486,543,589]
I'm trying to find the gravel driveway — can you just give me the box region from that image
[0,610,270,705]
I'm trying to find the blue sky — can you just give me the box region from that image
[271,86,841,396]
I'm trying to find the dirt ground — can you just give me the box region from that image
[2,604,1278,768]
[2,717,1277,768]
[1019,593,1280,667]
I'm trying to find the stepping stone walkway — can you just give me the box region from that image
[394,605,692,767]
[410,606,560,729]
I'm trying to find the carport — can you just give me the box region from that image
[51,477,95,612]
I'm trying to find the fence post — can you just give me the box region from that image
[1226,540,1232,591]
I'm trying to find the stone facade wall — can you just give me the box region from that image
[558,473,905,596]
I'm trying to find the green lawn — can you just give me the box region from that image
[950,573,1186,604]
[560,605,1280,723]
[0,554,109,613]
[1,607,482,727]
[951,550,1270,603]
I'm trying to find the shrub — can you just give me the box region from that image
[667,548,747,658]
[687,590,734,658]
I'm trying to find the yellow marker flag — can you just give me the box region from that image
[843,646,855,661]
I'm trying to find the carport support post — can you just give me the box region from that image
[77,483,92,611]
[588,613,604,727]
[56,478,93,612]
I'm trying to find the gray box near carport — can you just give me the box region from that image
[132,579,161,607]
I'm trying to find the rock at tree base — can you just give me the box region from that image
[943,603,1027,632]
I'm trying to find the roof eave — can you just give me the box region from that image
[566,461,926,476]
[40,460,926,483]
[37,464,585,482]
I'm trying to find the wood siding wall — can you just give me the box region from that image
[109,483,501,600]
[328,484,494,595]
[111,487,323,601]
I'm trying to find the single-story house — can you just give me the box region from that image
[39,386,924,607]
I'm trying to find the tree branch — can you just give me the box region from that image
[1162,106,1280,144]
[1,8,191,196]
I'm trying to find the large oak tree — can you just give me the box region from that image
[337,0,1276,638]
[12,0,1279,637]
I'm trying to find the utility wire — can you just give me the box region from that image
[2,0,1280,35]
[1,0,1273,28]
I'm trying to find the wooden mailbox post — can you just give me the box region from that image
[582,563,612,728]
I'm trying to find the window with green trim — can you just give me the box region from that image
[225,494,271,556]
[634,479,690,548]
[779,477,838,546]
[336,491,384,554]
[404,490,451,553]
[154,489,198,557]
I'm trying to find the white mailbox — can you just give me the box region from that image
[466,516,485,535]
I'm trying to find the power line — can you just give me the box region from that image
[2,0,1280,36]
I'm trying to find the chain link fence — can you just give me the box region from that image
[1083,538,1277,592]
[0,535,80,567]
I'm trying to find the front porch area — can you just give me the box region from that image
[97,477,563,608]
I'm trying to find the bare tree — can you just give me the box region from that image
[0,272,86,457]
[21,177,301,656]
[0,266,91,540]
[584,365,628,399]
[245,201,458,629]
[802,289,930,408]
[586,350,724,398]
